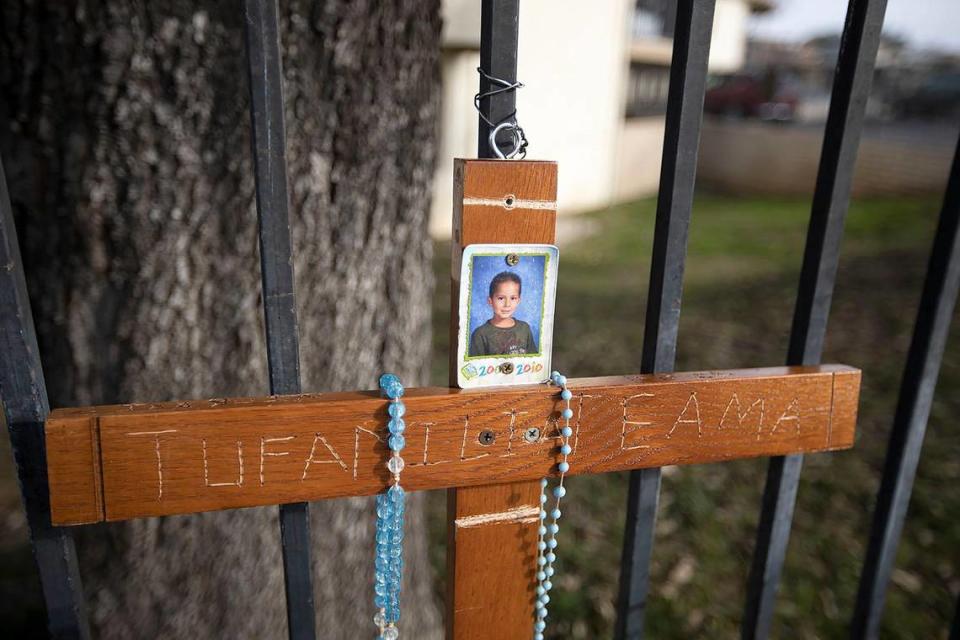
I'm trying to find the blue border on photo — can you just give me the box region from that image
[468,254,546,353]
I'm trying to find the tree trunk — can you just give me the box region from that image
[0,1,442,638]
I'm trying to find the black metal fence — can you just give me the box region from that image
[1,0,957,638]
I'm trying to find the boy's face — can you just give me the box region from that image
[488,281,521,321]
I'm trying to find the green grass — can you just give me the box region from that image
[428,192,960,638]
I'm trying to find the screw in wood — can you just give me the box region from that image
[523,427,541,443]
[505,253,519,266]
[499,362,515,374]
[478,430,496,446]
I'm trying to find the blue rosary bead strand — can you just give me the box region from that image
[532,371,574,640]
[375,374,407,640]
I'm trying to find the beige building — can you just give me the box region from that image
[431,0,771,237]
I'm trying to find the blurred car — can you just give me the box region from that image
[897,72,960,120]
[704,73,799,121]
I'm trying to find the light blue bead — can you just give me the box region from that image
[548,523,559,534]
[536,585,545,596]
[561,408,574,420]
[558,461,570,473]
[544,580,553,591]
[379,373,400,388]
[378,374,404,399]
[561,389,572,401]
[537,556,546,566]
[561,426,573,438]
[560,444,572,455]
[388,434,405,451]
[539,509,547,520]
[388,402,405,418]
[386,382,404,399]
[538,541,546,551]
[547,538,557,549]
[551,508,561,519]
[535,620,546,632]
[388,484,405,500]
[540,493,547,504]
[536,570,546,581]
[546,552,556,563]
[538,525,547,536]
[551,371,560,381]
[535,601,545,611]
[535,634,544,640]
[540,594,550,605]
[553,486,566,498]
[555,375,567,386]
[388,418,405,434]
[540,478,548,488]
[545,566,554,577]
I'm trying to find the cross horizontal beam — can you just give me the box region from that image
[45,365,859,525]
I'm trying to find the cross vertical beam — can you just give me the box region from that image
[445,3,542,638]
[615,1,716,638]
[0,156,90,637]
[742,1,887,637]
[445,159,558,640]
[242,2,315,638]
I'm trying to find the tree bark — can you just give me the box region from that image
[0,1,442,638]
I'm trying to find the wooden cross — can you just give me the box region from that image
[43,161,862,639]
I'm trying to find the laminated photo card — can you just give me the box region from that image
[456,244,559,389]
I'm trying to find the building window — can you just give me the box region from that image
[633,0,675,39]
[626,63,671,118]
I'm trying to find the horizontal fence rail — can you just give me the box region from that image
[616,1,717,638]
[851,134,960,638]
[243,0,316,638]
[0,153,91,638]
[743,1,888,637]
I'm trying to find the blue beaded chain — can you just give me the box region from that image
[374,373,407,640]
[533,371,574,640]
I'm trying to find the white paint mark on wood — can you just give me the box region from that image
[621,393,654,451]
[770,398,801,437]
[202,438,244,487]
[301,433,346,481]
[126,429,179,500]
[461,197,556,211]
[259,435,294,485]
[454,505,542,529]
[354,426,382,480]
[667,392,702,438]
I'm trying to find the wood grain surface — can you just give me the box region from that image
[45,368,861,524]
[447,158,559,640]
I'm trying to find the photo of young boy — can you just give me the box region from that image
[457,244,557,388]
[469,271,538,356]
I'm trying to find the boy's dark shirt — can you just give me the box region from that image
[469,319,538,356]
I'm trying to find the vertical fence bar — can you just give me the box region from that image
[242,2,316,639]
[614,2,716,638]
[741,1,887,638]
[0,158,90,638]
[851,136,960,639]
[951,593,960,640]
[476,0,519,158]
